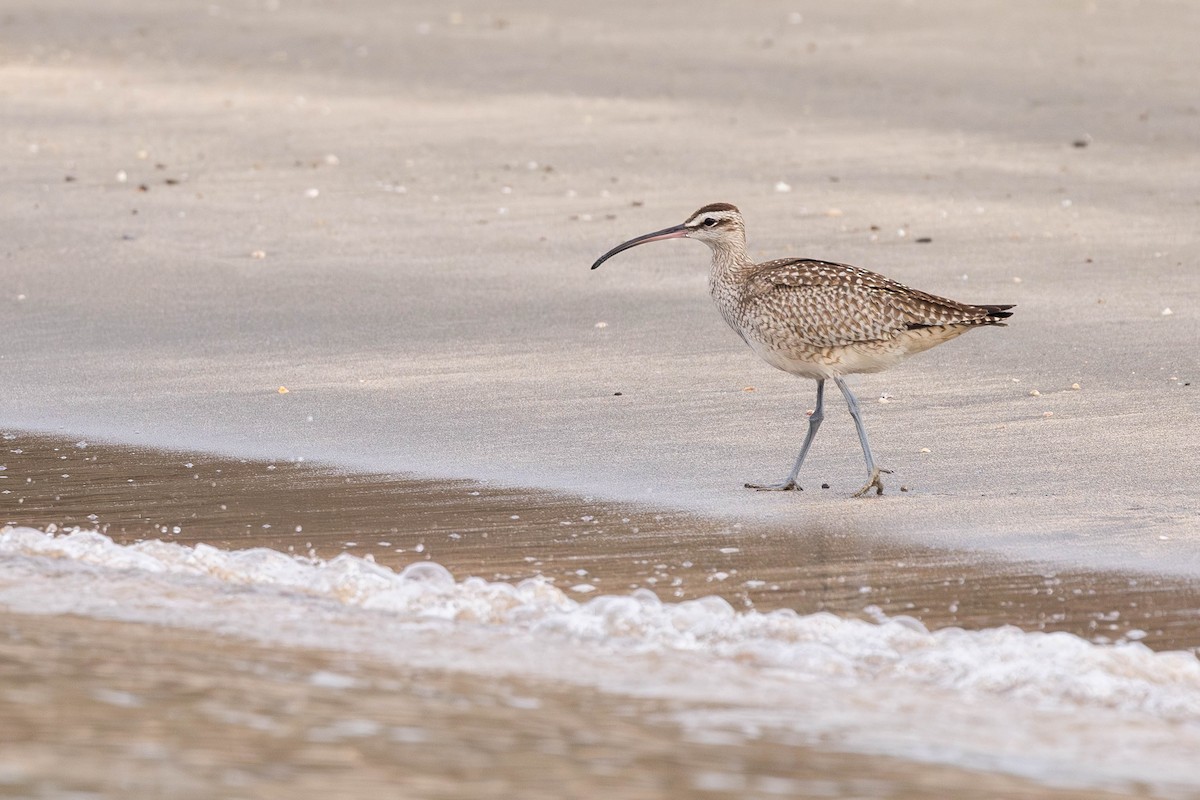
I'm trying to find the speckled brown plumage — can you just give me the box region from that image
[717,257,1012,380]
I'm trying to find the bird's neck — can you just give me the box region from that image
[706,236,753,289]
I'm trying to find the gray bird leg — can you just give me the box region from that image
[833,377,890,497]
[746,379,825,491]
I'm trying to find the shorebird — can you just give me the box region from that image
[591,203,1013,497]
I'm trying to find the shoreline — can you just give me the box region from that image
[5,429,1198,652]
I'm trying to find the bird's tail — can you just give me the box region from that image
[980,304,1015,321]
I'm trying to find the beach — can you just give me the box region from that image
[2,0,1199,796]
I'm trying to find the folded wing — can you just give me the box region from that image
[742,259,1013,348]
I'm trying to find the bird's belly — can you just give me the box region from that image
[744,335,911,380]
[742,325,972,379]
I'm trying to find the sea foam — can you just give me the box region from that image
[3,525,1198,721]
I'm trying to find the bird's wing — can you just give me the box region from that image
[742,259,997,347]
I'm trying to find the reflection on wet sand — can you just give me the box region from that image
[4,432,1198,651]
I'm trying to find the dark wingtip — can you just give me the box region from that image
[984,304,1015,319]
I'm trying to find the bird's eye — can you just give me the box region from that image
[703,217,718,227]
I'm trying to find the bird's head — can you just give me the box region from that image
[590,203,745,269]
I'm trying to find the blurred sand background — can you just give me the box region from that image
[2,0,1198,573]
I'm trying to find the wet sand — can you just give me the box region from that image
[4,432,1199,798]
[6,432,1199,652]
[0,610,1143,800]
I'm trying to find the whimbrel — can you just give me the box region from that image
[591,203,1013,497]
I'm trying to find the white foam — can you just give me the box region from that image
[3,526,1200,794]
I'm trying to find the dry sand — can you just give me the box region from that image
[2,0,1198,575]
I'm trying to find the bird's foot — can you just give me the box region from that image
[744,479,800,491]
[851,468,892,498]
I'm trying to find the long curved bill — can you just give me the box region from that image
[590,224,688,270]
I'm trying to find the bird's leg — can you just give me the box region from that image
[746,379,825,491]
[833,377,891,497]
